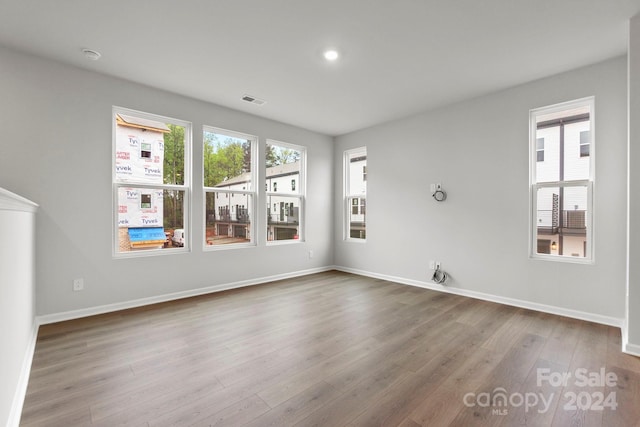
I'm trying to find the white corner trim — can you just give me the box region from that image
[0,187,38,213]
[6,321,39,427]
[37,266,333,325]
[335,266,624,328]
[621,320,640,356]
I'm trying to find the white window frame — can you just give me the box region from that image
[266,139,306,245]
[202,126,257,250]
[344,146,367,242]
[112,106,192,257]
[529,97,594,263]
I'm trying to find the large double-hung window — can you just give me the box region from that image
[266,141,305,243]
[530,97,594,262]
[203,127,256,248]
[345,147,367,240]
[113,107,191,255]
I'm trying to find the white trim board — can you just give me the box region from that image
[6,322,38,427]
[334,266,624,328]
[0,187,38,213]
[37,266,333,325]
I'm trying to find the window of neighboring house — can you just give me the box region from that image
[113,107,191,255]
[203,126,256,248]
[536,138,545,162]
[345,147,367,240]
[580,130,590,157]
[266,140,305,243]
[530,97,594,262]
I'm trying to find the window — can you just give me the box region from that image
[530,97,593,262]
[345,147,367,240]
[266,141,305,242]
[113,107,190,255]
[203,127,256,248]
[580,130,590,157]
[536,138,545,162]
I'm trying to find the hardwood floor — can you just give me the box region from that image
[20,271,640,426]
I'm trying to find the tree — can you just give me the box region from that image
[163,124,185,228]
[266,144,300,167]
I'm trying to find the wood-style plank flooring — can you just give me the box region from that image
[20,271,640,426]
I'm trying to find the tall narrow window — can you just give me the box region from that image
[530,98,593,261]
[345,147,367,240]
[266,140,305,242]
[113,107,191,255]
[203,127,256,248]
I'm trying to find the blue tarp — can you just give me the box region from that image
[128,227,166,243]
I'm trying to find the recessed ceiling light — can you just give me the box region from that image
[323,49,339,61]
[82,48,101,61]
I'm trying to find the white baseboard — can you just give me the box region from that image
[335,266,624,328]
[37,266,333,325]
[621,320,640,357]
[6,321,39,427]
[623,341,640,357]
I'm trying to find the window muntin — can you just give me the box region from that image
[530,98,593,262]
[113,107,190,255]
[266,141,305,243]
[345,147,367,240]
[203,127,256,248]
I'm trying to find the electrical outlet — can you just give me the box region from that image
[73,278,84,291]
[430,183,436,193]
[308,250,314,259]
[436,183,442,191]
[429,261,440,270]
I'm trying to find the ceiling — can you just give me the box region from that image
[1,0,639,136]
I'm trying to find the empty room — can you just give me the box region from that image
[3,1,640,426]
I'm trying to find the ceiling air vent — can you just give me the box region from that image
[242,94,266,106]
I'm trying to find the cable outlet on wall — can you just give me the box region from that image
[73,278,84,291]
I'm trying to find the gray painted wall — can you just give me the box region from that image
[334,56,628,321]
[0,45,334,317]
[628,14,640,350]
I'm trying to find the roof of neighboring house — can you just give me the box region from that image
[116,114,171,133]
[214,161,300,188]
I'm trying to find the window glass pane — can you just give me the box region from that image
[266,195,300,241]
[266,144,301,194]
[117,187,184,252]
[535,105,590,183]
[535,126,560,182]
[346,148,367,240]
[205,192,252,246]
[348,153,367,195]
[349,197,366,239]
[535,185,588,258]
[115,113,185,185]
[563,122,590,180]
[203,130,251,188]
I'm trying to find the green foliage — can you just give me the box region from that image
[163,124,185,185]
[204,132,250,187]
[266,144,300,167]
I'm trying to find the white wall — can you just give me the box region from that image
[0,190,37,427]
[0,45,334,318]
[627,14,640,353]
[334,56,628,322]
